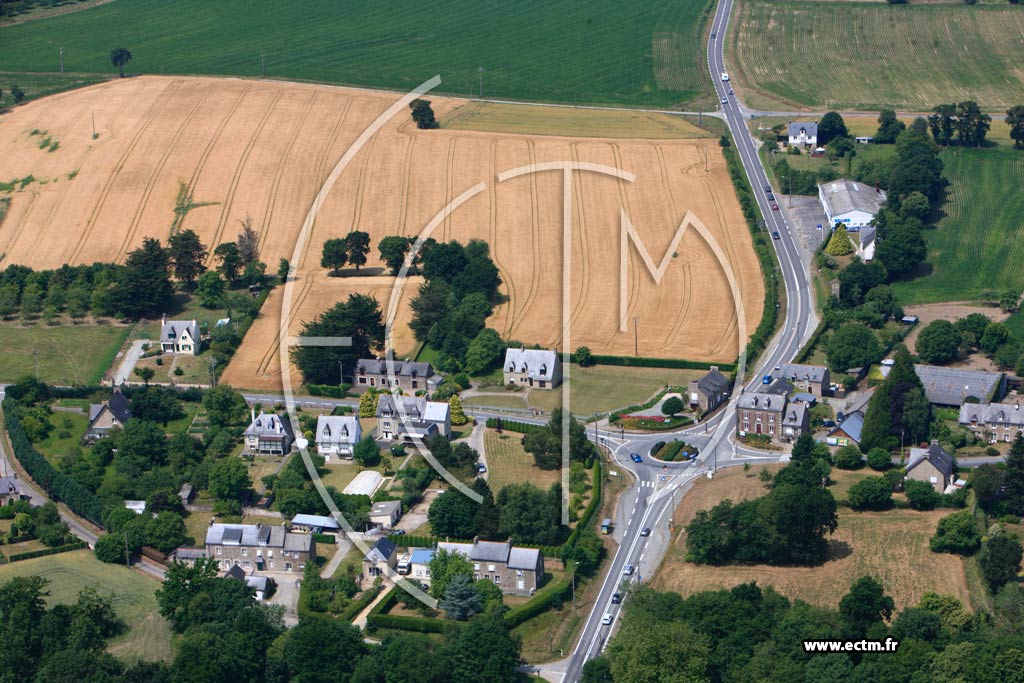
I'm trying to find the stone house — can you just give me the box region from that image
[773,362,830,398]
[160,316,200,355]
[688,366,730,413]
[780,403,810,442]
[737,392,787,441]
[958,401,1024,443]
[205,522,314,574]
[906,440,955,493]
[242,411,295,456]
[503,348,562,390]
[84,388,131,442]
[376,395,450,442]
[437,539,544,596]
[353,358,442,394]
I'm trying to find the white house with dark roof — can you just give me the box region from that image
[818,179,887,231]
[315,415,361,460]
[436,539,544,595]
[503,348,562,390]
[906,440,956,493]
[160,316,200,355]
[788,121,818,147]
[958,400,1024,443]
[242,411,295,456]
[0,476,22,506]
[376,395,450,442]
[85,388,132,441]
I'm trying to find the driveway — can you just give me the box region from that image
[263,570,303,626]
[395,489,439,532]
[112,340,148,385]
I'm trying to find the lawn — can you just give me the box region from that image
[655,466,970,611]
[893,147,1024,306]
[730,0,1024,110]
[132,294,229,341]
[484,428,559,494]
[442,102,717,139]
[526,365,703,416]
[0,0,714,107]
[0,550,173,662]
[35,409,90,460]
[0,323,131,384]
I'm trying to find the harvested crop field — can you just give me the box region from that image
[655,466,970,611]
[0,77,762,390]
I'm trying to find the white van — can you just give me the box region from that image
[721,72,729,82]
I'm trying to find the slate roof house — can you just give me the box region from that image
[688,366,730,413]
[353,358,442,394]
[827,411,864,448]
[818,179,886,230]
[242,411,295,456]
[206,522,314,574]
[362,537,397,584]
[376,395,451,442]
[85,388,132,441]
[503,348,562,390]
[315,415,362,460]
[914,365,1005,407]
[906,440,956,493]
[788,121,818,147]
[781,403,810,441]
[958,401,1024,443]
[0,476,22,506]
[773,363,831,398]
[437,539,544,596]
[737,392,787,442]
[160,316,200,355]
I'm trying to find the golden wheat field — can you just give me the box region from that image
[0,77,763,390]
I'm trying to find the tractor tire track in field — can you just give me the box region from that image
[349,126,381,231]
[397,135,415,236]
[608,143,641,332]
[487,138,515,339]
[509,140,542,339]
[568,143,592,333]
[116,83,216,260]
[442,138,457,241]
[656,146,692,349]
[297,96,353,269]
[68,79,184,265]
[257,91,318,256]
[703,166,739,358]
[255,275,315,376]
[205,89,284,265]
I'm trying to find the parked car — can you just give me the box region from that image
[391,529,406,536]
[602,613,614,626]
[623,564,635,576]
[611,592,622,604]
[640,527,651,537]
[630,452,643,463]
[772,231,780,240]
[477,464,487,474]
[822,419,837,428]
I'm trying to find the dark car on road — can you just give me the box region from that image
[630,453,643,463]
[640,527,651,537]
[772,231,780,240]
[611,592,622,604]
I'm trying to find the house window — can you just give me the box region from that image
[243,561,250,568]
[768,414,775,423]
[412,380,418,389]
[494,575,501,584]
[269,560,274,568]
[473,563,480,571]
[268,550,274,558]
[370,378,375,386]
[359,377,367,384]
[769,425,775,434]
[242,549,248,557]
[488,564,495,572]
[743,411,749,420]
[216,547,222,555]
[474,574,481,580]
[299,563,305,570]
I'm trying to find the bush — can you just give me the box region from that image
[866,448,892,471]
[573,346,594,367]
[485,418,542,434]
[847,476,893,510]
[453,372,471,390]
[661,396,684,416]
[7,541,87,562]
[929,510,981,555]
[589,354,734,372]
[308,384,351,399]
[504,578,572,628]
[905,480,941,510]
[834,445,865,470]
[312,533,336,544]
[93,534,129,564]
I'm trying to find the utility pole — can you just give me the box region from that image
[124,531,130,567]
[705,141,709,173]
[59,47,64,73]
[698,105,702,128]
[478,67,484,97]
[260,50,266,78]
[338,361,344,388]
[91,111,96,139]
[633,316,639,356]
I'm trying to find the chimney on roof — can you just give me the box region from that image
[251,407,256,423]
[711,366,718,372]
[257,522,261,530]
[209,517,215,526]
[473,536,479,545]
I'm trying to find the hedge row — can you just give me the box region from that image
[388,535,435,549]
[47,385,205,403]
[565,459,603,551]
[722,138,781,369]
[484,418,543,434]
[337,584,382,623]
[312,533,336,544]
[366,588,446,633]
[589,354,735,372]
[7,541,88,562]
[3,398,103,525]
[307,384,351,399]
[504,577,573,629]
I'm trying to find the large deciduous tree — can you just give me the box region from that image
[167,229,207,288]
[817,111,848,146]
[345,230,371,271]
[110,47,132,77]
[378,235,414,275]
[1007,105,1024,149]
[321,237,348,274]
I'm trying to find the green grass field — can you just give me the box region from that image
[0,0,713,107]
[0,71,109,107]
[0,324,130,384]
[527,365,702,415]
[483,428,559,493]
[893,147,1024,305]
[0,550,173,663]
[731,0,1024,110]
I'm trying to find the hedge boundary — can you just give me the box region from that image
[484,418,542,434]
[504,577,573,629]
[307,384,351,399]
[7,541,88,562]
[588,354,735,372]
[366,587,446,633]
[3,398,103,525]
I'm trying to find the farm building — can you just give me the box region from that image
[503,348,562,389]
[289,513,342,534]
[242,411,295,456]
[913,365,1005,407]
[958,400,1024,443]
[85,388,131,441]
[376,395,451,442]
[906,441,955,493]
[772,363,830,397]
[818,179,886,230]
[688,365,730,413]
[343,470,384,497]
[369,500,402,530]
[436,539,544,596]
[160,316,200,355]
[788,121,817,147]
[353,358,443,394]
[315,415,361,460]
[827,411,864,448]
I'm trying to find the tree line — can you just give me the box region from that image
[915,311,1023,374]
